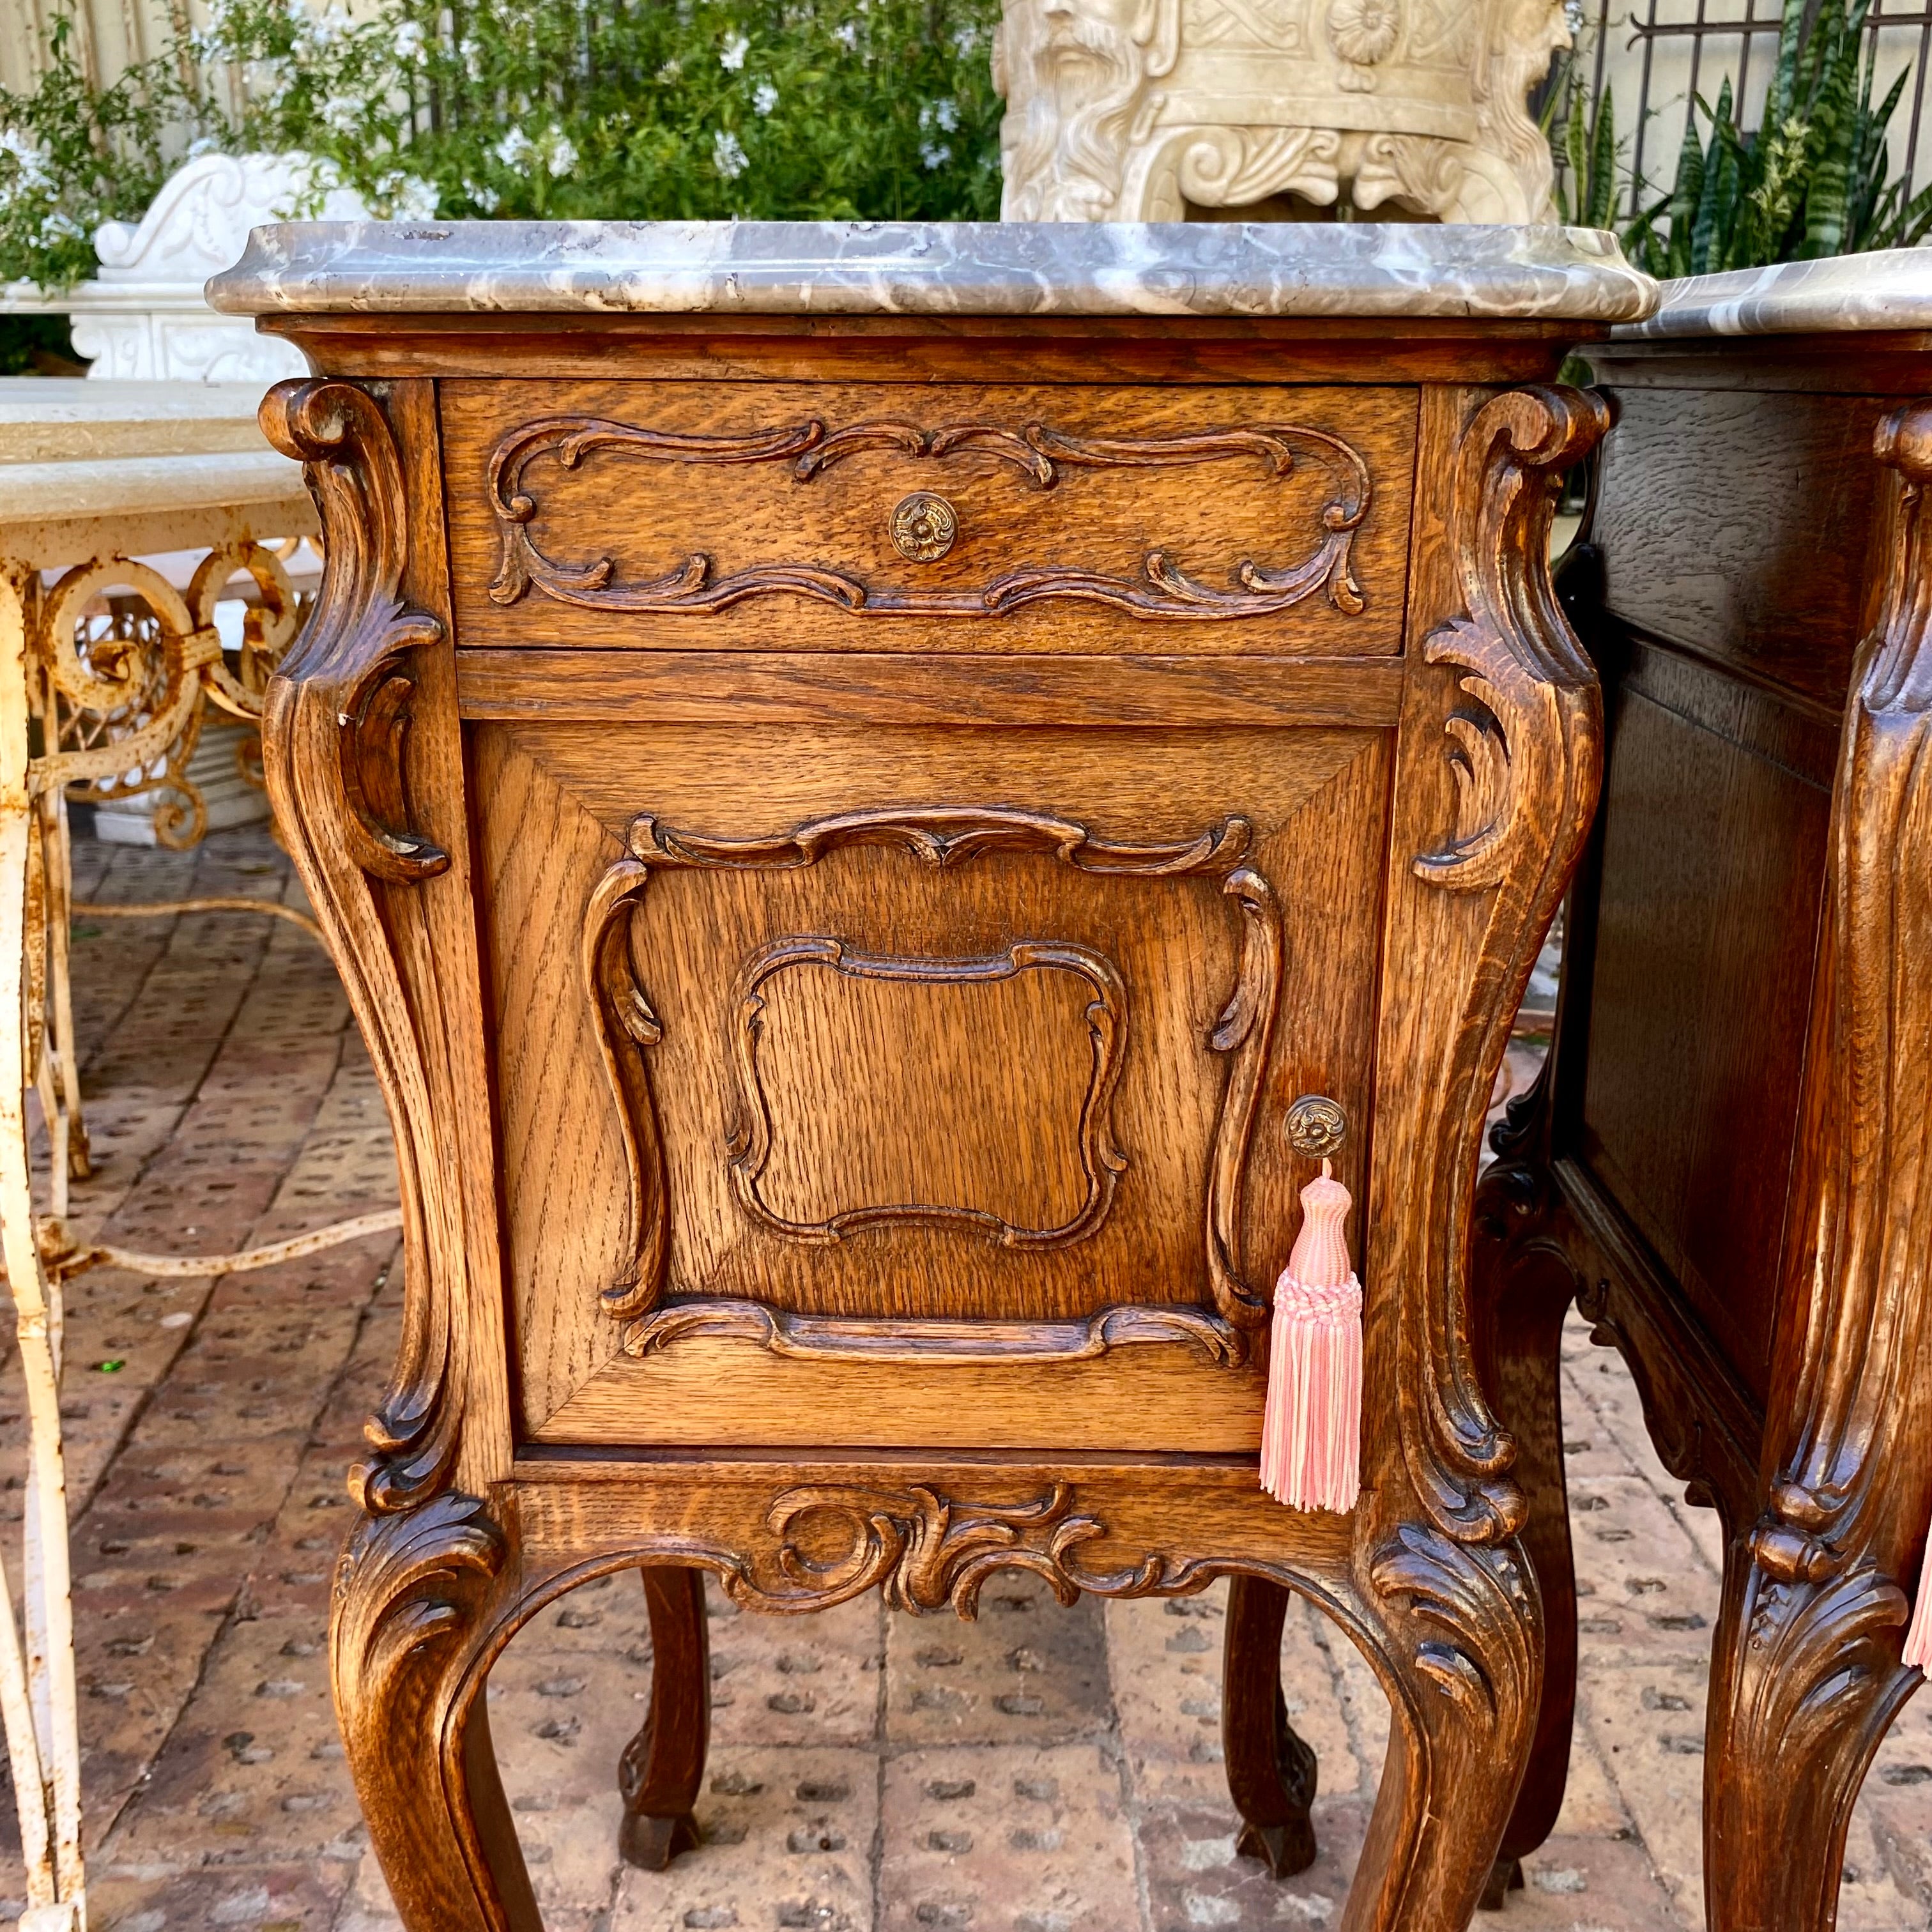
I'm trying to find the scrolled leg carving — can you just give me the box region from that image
[1223,1575,1319,1878]
[1699,398,1932,1932]
[1342,1524,1541,1930]
[258,378,468,1516]
[617,1567,710,1871]
[331,1494,540,1932]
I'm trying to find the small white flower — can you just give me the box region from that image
[918,98,958,134]
[546,132,577,178]
[919,141,951,170]
[656,57,682,80]
[464,178,501,213]
[378,172,440,219]
[720,33,750,70]
[951,20,981,54]
[833,20,859,49]
[495,126,534,170]
[753,80,779,116]
[0,129,54,192]
[712,127,749,180]
[393,20,425,61]
[319,91,365,135]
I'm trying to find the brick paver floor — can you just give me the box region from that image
[3,827,1931,1932]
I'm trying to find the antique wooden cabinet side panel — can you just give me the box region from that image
[1565,376,1895,1404]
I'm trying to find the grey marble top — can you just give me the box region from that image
[1616,247,1932,337]
[205,219,1657,323]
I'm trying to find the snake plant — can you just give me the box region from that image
[1619,0,1932,276]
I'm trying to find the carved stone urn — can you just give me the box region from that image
[993,0,1568,224]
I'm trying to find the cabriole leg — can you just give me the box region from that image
[618,1565,710,1870]
[332,1494,541,1932]
[1223,1574,1319,1876]
[1339,1524,1542,1932]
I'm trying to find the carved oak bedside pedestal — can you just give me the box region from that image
[206,220,1652,1931]
[1473,252,1932,1930]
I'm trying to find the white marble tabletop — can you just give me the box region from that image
[205,219,1657,323]
[1616,247,1932,337]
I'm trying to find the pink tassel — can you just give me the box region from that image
[1259,1159,1362,1513]
[1906,1554,1932,1670]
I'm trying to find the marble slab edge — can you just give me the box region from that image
[206,218,1659,323]
[1616,247,1932,337]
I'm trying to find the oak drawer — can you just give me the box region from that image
[440,379,1415,656]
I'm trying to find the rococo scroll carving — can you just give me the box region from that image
[1404,385,1607,1550]
[1707,401,1932,1838]
[486,413,1370,621]
[728,935,1128,1247]
[585,806,1280,1355]
[710,1481,1211,1617]
[260,379,461,1514]
[1369,1521,1538,1731]
[261,380,447,884]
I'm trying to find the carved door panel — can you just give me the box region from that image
[477,717,1391,1450]
[439,380,1414,656]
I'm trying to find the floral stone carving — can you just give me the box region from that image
[994,0,1567,223]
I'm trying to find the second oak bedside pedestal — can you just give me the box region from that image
[207,218,1654,1932]
[1475,251,1932,1931]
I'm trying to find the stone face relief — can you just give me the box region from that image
[993,0,1568,224]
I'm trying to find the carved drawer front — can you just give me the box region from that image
[478,717,1390,1452]
[440,379,1414,656]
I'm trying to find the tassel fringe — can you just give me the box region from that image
[1259,1158,1363,1514]
[1906,1550,1932,1670]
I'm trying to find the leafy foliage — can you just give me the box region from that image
[1,0,1005,292]
[0,10,194,292]
[1619,0,1932,276]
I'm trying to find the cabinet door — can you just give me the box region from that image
[474,716,1392,1451]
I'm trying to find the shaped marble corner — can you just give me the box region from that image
[203,218,1659,323]
[1618,247,1932,339]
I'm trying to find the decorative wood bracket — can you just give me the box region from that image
[1402,385,1607,1550]
[262,379,448,885]
[584,805,1280,1351]
[260,379,461,1516]
[487,412,1371,620]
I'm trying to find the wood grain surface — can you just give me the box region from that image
[440,379,1414,656]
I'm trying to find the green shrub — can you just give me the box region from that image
[0,0,1005,293]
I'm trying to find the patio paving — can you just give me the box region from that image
[1,825,1930,1932]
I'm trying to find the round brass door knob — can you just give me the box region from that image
[891,491,958,562]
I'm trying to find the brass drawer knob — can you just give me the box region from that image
[891,491,958,562]
[1284,1094,1347,1159]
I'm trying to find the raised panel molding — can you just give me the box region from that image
[726,935,1127,1247]
[584,804,1282,1367]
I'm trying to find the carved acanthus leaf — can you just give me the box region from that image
[331,1491,505,1738]
[1368,1521,1537,1732]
